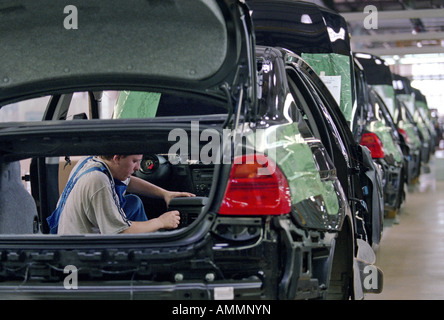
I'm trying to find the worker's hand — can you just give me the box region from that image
[164,191,196,206]
[158,210,181,229]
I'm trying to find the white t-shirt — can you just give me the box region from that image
[57,157,131,234]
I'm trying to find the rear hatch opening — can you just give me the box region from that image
[0,89,236,236]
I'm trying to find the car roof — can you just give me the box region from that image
[354,53,393,86]
[247,0,351,56]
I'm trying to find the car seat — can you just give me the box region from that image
[0,161,39,234]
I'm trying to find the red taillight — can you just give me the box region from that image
[398,128,410,144]
[218,154,291,215]
[360,132,385,159]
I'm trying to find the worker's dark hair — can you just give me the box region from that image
[98,155,128,161]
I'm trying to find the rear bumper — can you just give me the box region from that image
[0,279,263,300]
[376,158,403,211]
[0,216,336,300]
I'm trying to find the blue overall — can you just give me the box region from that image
[46,157,147,234]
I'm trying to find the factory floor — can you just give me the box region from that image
[365,149,444,300]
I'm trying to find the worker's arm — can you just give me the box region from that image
[121,210,180,234]
[127,175,195,205]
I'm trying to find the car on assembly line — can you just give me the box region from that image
[393,96,424,184]
[354,53,428,219]
[353,56,408,219]
[354,53,422,184]
[393,73,436,166]
[413,88,437,153]
[0,0,381,300]
[246,0,384,246]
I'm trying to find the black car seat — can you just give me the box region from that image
[0,161,39,234]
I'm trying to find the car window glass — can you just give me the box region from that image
[393,104,400,123]
[0,96,50,122]
[370,94,397,135]
[285,70,322,141]
[290,67,354,193]
[285,90,317,140]
[376,95,399,138]
[368,95,403,162]
[1,91,228,123]
[65,92,91,120]
[111,91,227,119]
[299,71,350,164]
[286,68,343,161]
[113,91,160,119]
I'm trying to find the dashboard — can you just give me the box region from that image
[134,154,214,197]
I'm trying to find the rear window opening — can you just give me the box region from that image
[1,153,215,236]
[0,90,230,237]
[0,90,228,122]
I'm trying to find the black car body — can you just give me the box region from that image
[364,88,406,216]
[247,0,384,246]
[393,97,423,184]
[413,88,437,155]
[0,0,381,299]
[393,74,436,164]
[353,56,407,218]
[354,53,419,218]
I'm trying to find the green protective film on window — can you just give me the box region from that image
[372,85,396,116]
[416,100,428,113]
[113,91,161,119]
[372,85,421,149]
[416,116,431,142]
[368,121,403,163]
[398,93,431,142]
[416,100,435,134]
[263,123,340,216]
[397,93,415,115]
[399,121,422,149]
[301,53,353,122]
